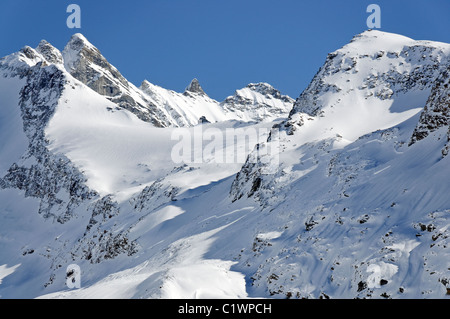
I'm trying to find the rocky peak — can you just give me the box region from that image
[0,47,44,79]
[60,34,172,126]
[185,78,206,96]
[247,82,274,93]
[246,82,293,103]
[139,79,163,100]
[62,33,129,96]
[36,40,63,65]
[286,30,450,131]
[140,79,156,93]
[221,82,294,122]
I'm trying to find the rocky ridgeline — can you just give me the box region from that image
[410,65,450,157]
[0,58,96,223]
[232,30,450,203]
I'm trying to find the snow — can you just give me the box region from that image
[341,30,450,57]
[256,231,283,241]
[1,48,42,69]
[366,262,398,289]
[0,264,21,285]
[40,225,248,299]
[221,83,293,122]
[288,93,424,150]
[0,75,28,176]
[45,78,276,200]
[159,226,248,299]
[244,117,450,298]
[131,205,185,237]
[0,188,64,298]
[386,240,421,259]
[343,30,415,54]
[140,79,230,125]
[62,33,96,72]
[45,78,169,197]
[39,31,450,299]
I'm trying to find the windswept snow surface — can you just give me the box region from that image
[140,80,230,125]
[0,264,21,285]
[45,79,275,199]
[0,76,28,176]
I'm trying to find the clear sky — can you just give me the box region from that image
[1,0,449,101]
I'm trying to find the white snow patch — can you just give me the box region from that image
[366,262,399,289]
[256,231,283,241]
[0,264,21,285]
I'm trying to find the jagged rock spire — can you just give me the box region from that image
[185,78,206,96]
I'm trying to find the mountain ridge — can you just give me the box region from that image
[29,33,294,127]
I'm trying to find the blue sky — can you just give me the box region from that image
[1,0,449,101]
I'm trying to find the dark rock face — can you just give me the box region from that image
[80,195,138,264]
[130,178,179,213]
[230,161,260,202]
[410,65,450,152]
[185,78,206,96]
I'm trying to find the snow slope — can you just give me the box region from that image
[229,30,450,298]
[221,83,294,122]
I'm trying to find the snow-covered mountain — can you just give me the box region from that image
[0,30,449,299]
[221,82,294,122]
[230,30,450,298]
[61,33,293,127]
